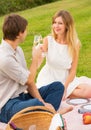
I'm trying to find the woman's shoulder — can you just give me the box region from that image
[47,34,53,39]
[43,34,53,43]
[76,39,81,49]
[43,35,54,51]
[46,34,54,43]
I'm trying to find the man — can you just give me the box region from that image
[0,14,64,123]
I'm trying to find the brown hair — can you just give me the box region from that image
[2,14,28,40]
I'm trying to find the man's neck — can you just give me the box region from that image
[5,39,18,50]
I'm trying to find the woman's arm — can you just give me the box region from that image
[64,43,80,88]
[62,43,80,100]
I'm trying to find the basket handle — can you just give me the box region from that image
[8,106,56,123]
[17,106,55,114]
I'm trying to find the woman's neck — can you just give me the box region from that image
[56,35,66,44]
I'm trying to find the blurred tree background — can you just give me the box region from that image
[0,0,60,16]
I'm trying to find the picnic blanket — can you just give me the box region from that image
[60,99,91,130]
[0,99,91,130]
[0,122,6,130]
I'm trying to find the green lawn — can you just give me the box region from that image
[0,0,91,77]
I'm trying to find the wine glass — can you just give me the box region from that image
[33,34,46,57]
[33,34,43,47]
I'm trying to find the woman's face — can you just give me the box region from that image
[52,16,66,36]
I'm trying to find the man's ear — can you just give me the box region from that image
[17,32,23,39]
[19,32,23,36]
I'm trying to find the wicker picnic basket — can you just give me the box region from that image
[6,106,61,130]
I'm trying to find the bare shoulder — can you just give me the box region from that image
[76,39,81,51]
[77,39,81,47]
[43,36,48,43]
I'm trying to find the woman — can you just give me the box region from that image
[36,10,91,99]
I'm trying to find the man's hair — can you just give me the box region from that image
[2,14,28,40]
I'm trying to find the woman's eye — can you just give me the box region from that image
[59,22,63,25]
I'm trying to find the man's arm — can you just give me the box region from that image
[26,47,44,102]
[26,47,55,110]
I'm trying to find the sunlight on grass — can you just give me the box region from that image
[0,0,91,77]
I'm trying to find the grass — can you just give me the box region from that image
[0,0,91,77]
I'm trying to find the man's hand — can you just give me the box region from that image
[43,102,55,112]
[62,89,67,101]
[32,46,44,68]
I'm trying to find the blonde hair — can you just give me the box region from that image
[52,10,81,57]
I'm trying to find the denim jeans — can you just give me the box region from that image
[0,81,64,123]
